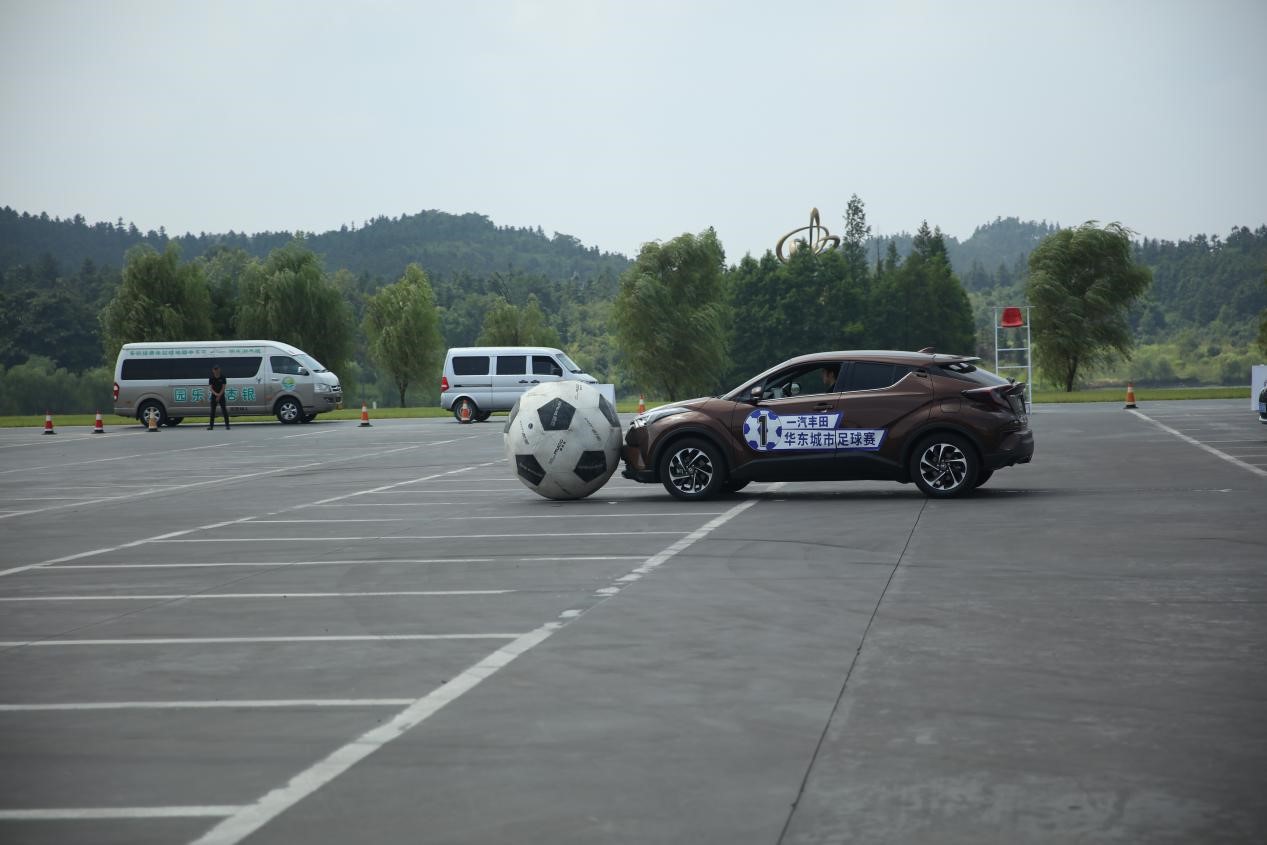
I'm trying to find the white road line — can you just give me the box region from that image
[0,806,243,821]
[0,699,415,711]
[1130,410,1267,479]
[0,442,224,476]
[445,512,726,520]
[0,437,474,522]
[0,634,523,648]
[188,491,765,845]
[0,456,490,578]
[43,555,642,570]
[282,429,340,438]
[152,531,689,543]
[0,590,513,602]
[245,519,406,523]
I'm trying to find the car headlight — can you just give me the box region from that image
[314,383,332,393]
[632,405,689,428]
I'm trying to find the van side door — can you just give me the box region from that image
[532,355,564,386]
[492,354,530,410]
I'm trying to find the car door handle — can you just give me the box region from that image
[270,378,280,382]
[813,402,833,411]
[518,379,530,384]
[530,379,540,384]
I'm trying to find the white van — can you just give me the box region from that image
[440,346,597,422]
[113,340,342,426]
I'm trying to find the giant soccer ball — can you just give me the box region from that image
[504,381,623,500]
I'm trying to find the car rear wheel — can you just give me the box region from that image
[911,433,978,498]
[659,438,725,500]
[973,469,993,488]
[723,479,751,494]
[453,398,478,424]
[164,417,183,427]
[475,410,492,422]
[139,401,166,428]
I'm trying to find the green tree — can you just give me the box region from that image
[1026,222,1153,391]
[198,246,254,339]
[868,222,975,354]
[237,241,354,376]
[101,243,213,361]
[362,264,444,407]
[612,228,729,400]
[476,295,560,346]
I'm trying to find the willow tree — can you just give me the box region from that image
[1026,222,1152,391]
[612,228,729,400]
[101,243,213,361]
[363,263,444,407]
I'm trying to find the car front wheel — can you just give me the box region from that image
[659,438,725,500]
[275,397,303,424]
[911,434,978,498]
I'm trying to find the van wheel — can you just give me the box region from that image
[301,414,316,423]
[453,398,478,424]
[139,402,166,428]
[475,410,492,422]
[659,438,726,500]
[911,433,979,498]
[275,396,303,424]
[164,417,183,427]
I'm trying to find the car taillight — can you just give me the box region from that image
[112,382,119,401]
[440,376,449,392]
[962,385,1011,411]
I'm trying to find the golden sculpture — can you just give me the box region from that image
[775,207,840,262]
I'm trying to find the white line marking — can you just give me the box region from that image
[282,429,339,438]
[188,491,767,845]
[0,699,415,711]
[40,555,642,570]
[153,532,688,543]
[244,519,406,523]
[0,442,224,476]
[444,511,725,520]
[0,806,243,820]
[0,634,523,648]
[0,438,474,522]
[1129,410,1267,479]
[0,590,513,602]
[0,457,490,578]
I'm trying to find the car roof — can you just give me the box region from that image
[779,350,980,367]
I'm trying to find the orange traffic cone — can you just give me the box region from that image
[92,410,105,434]
[458,401,472,423]
[359,402,372,427]
[637,394,646,414]
[1124,382,1138,409]
[42,411,56,435]
[146,412,160,432]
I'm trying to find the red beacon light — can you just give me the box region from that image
[999,307,1025,328]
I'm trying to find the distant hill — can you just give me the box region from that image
[0,206,631,285]
[866,217,1060,291]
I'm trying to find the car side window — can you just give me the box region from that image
[270,356,303,375]
[845,362,914,392]
[452,356,489,376]
[496,355,527,375]
[533,355,563,377]
[761,363,842,399]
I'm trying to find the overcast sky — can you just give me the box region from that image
[2,0,1264,260]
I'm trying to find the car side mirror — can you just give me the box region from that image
[298,368,310,376]
[749,386,762,404]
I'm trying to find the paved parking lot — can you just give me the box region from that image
[0,401,1264,844]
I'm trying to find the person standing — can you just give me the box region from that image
[208,364,230,430]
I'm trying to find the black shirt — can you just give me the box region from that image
[209,375,226,397]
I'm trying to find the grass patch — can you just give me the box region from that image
[1032,386,1251,403]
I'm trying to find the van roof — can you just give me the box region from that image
[119,340,303,355]
[445,346,565,356]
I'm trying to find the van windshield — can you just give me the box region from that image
[295,354,328,373]
[558,353,583,374]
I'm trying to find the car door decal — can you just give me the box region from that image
[743,409,885,451]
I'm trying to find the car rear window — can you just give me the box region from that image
[452,356,490,376]
[847,362,914,391]
[937,361,1009,387]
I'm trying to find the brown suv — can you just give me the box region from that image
[622,350,1033,499]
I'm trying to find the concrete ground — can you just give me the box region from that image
[0,401,1263,844]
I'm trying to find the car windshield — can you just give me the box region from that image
[938,361,1009,386]
[295,353,328,373]
[558,353,583,374]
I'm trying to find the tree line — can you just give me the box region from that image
[1,200,1264,414]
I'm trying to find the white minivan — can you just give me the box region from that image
[440,346,597,422]
[113,340,342,426]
